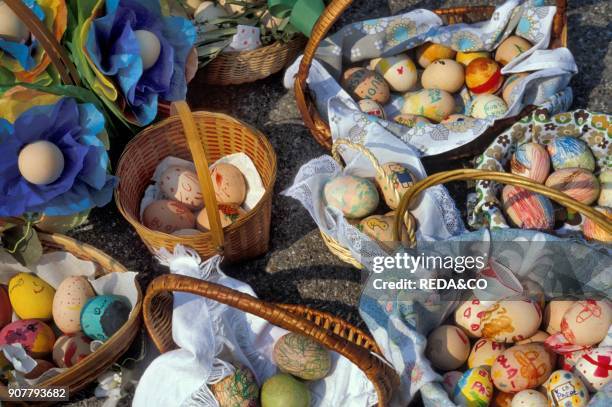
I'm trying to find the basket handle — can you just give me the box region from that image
[172,101,224,253]
[393,169,612,246]
[4,0,80,86]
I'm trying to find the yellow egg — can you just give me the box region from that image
[545,370,589,406]
[52,276,95,334]
[491,343,553,392]
[456,51,490,66]
[495,36,532,66]
[426,325,471,371]
[134,30,161,70]
[374,54,418,92]
[374,162,417,209]
[480,299,542,343]
[401,89,455,122]
[421,59,465,93]
[342,67,390,104]
[8,273,55,320]
[468,338,507,369]
[470,94,508,120]
[416,42,456,68]
[0,1,30,42]
[359,215,409,253]
[196,204,245,231]
[211,163,247,205]
[160,166,204,210]
[454,367,494,407]
[18,141,65,185]
[466,58,503,94]
[561,300,612,346]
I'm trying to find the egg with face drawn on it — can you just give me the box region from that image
[8,273,55,320]
[80,295,131,342]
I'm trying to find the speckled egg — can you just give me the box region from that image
[426,325,471,371]
[24,359,55,380]
[495,36,532,65]
[544,299,576,335]
[17,140,65,185]
[442,371,463,395]
[143,200,196,233]
[323,175,379,219]
[545,168,600,205]
[393,114,430,128]
[8,273,55,320]
[468,338,507,369]
[401,89,456,122]
[341,67,390,104]
[502,73,529,106]
[0,286,11,329]
[480,299,542,343]
[546,137,596,171]
[80,295,131,342]
[466,58,503,94]
[374,54,418,92]
[359,215,409,253]
[517,331,550,345]
[416,42,456,68]
[196,204,245,231]
[502,186,554,230]
[561,300,612,346]
[159,166,203,210]
[456,51,490,66]
[0,1,31,42]
[510,143,551,184]
[358,99,386,119]
[491,344,553,392]
[545,370,589,406]
[469,94,508,120]
[0,319,55,357]
[453,367,494,407]
[421,59,465,93]
[211,363,259,407]
[582,206,612,243]
[211,163,247,205]
[574,347,612,392]
[52,332,92,368]
[53,276,95,334]
[374,162,417,209]
[511,389,547,407]
[455,299,496,338]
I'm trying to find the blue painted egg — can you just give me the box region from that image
[80,295,130,342]
[546,136,595,171]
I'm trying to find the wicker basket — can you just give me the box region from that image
[143,273,400,406]
[0,233,142,398]
[294,0,569,159]
[115,101,277,262]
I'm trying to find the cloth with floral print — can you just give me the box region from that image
[470,108,610,236]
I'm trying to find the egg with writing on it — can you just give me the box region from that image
[393,114,430,128]
[469,94,508,120]
[0,1,30,42]
[516,331,549,345]
[80,295,131,342]
[456,51,490,66]
[574,347,612,392]
[359,215,409,253]
[273,333,331,380]
[426,325,471,371]
[421,59,465,93]
[561,300,612,346]
[211,163,247,205]
[323,175,379,219]
[495,36,532,65]
[502,186,554,230]
[358,99,386,119]
[582,206,612,243]
[143,200,196,233]
[480,299,542,343]
[455,299,496,338]
[545,168,600,205]
[375,162,417,209]
[511,389,547,407]
[374,54,418,92]
[160,166,203,210]
[502,73,529,106]
[0,319,55,357]
[341,67,390,104]
[24,359,55,380]
[53,276,95,334]
[401,89,455,122]
[546,136,596,171]
[196,204,245,231]
[510,143,550,184]
[211,363,259,407]
[8,273,55,320]
[53,332,92,368]
[468,338,507,369]
[453,367,494,407]
[598,170,611,207]
[545,370,589,406]
[0,286,11,329]
[442,371,463,395]
[491,343,553,392]
[466,58,503,94]
[416,42,456,68]
[18,141,65,185]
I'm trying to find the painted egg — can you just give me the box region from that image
[80,295,131,342]
[574,347,612,391]
[560,348,592,371]
[341,67,390,104]
[393,114,430,128]
[273,333,331,380]
[0,1,30,42]
[517,331,550,345]
[0,286,11,329]
[466,58,503,94]
[374,162,417,209]
[211,363,259,407]
[545,370,589,406]
[0,320,55,357]
[561,300,612,346]
[544,299,576,335]
[211,163,247,205]
[143,200,196,233]
[491,343,553,392]
[469,94,508,120]
[453,367,494,407]
[468,338,507,369]
[442,371,463,395]
[510,143,551,184]
[416,42,456,68]
[358,99,386,119]
[546,136,596,172]
[401,89,456,122]
[598,170,611,207]
[159,166,203,210]
[492,391,514,407]
[8,273,55,320]
[24,359,55,380]
[426,325,471,371]
[456,51,490,66]
[52,332,92,368]
[545,168,600,205]
[495,36,532,65]
[53,276,95,334]
[480,299,542,343]
[196,204,245,231]
[511,389,547,406]
[455,299,496,338]
[421,59,465,93]
[374,54,418,92]
[134,30,161,70]
[17,141,65,185]
[502,73,529,106]
[502,186,554,230]
[323,175,379,219]
[582,206,612,243]
[359,215,409,253]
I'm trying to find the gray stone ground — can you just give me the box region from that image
[65,0,611,405]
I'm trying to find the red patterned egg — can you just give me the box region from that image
[561,300,612,346]
[573,346,612,391]
[143,200,196,233]
[0,319,55,357]
[491,344,553,392]
[454,299,496,338]
[510,143,550,184]
[53,332,92,368]
[502,186,554,230]
[468,338,507,368]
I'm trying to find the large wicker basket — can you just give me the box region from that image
[115,101,277,262]
[0,233,142,398]
[143,273,400,406]
[294,0,569,160]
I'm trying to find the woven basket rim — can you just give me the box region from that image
[216,34,305,58]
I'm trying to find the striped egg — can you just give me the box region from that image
[510,143,551,184]
[573,347,612,392]
[453,367,494,407]
[582,206,612,243]
[546,137,596,171]
[502,186,554,230]
[545,168,600,205]
[545,370,589,406]
[466,58,503,94]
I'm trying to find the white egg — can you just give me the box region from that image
[511,389,547,407]
[574,347,612,392]
[0,1,30,43]
[134,30,161,70]
[18,141,65,185]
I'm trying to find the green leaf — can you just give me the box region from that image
[2,225,43,267]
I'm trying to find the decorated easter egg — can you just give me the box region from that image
[466,58,503,94]
[416,42,456,68]
[53,276,95,334]
[455,299,496,338]
[196,204,245,231]
[341,67,390,104]
[359,215,409,253]
[0,286,11,329]
[544,299,576,335]
[560,348,592,371]
[211,163,247,205]
[358,99,386,119]
[426,325,471,371]
[502,186,554,230]
[582,206,612,243]
[0,320,55,357]
[374,54,418,92]
[561,300,612,346]
[159,166,203,210]
[18,141,65,185]
[134,30,161,70]
[273,333,331,380]
[546,136,596,171]
[53,332,92,368]
[442,371,463,395]
[510,143,551,184]
[8,273,55,320]
[545,168,600,205]
[323,175,379,219]
[80,295,131,342]
[469,94,508,120]
[491,344,553,392]
[401,89,456,122]
[480,299,542,343]
[468,338,507,369]
[375,162,417,209]
[421,59,465,93]
[24,359,55,380]
[502,73,529,106]
[574,347,612,391]
[495,36,532,65]
[545,370,589,406]
[492,391,514,407]
[516,331,550,345]
[456,51,490,66]
[598,170,611,207]
[210,363,259,407]
[261,373,310,407]
[143,200,196,233]
[393,114,430,128]
[0,1,30,42]
[453,367,494,407]
[511,389,547,406]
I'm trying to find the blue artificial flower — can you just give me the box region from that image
[0,0,45,70]
[0,98,117,217]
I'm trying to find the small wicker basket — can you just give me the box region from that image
[143,273,400,406]
[115,101,277,262]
